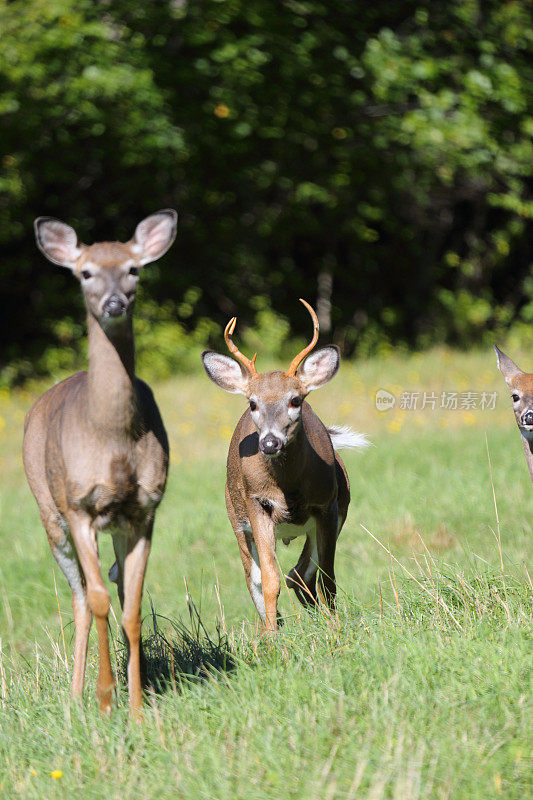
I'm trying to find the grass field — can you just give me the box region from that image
[0,347,531,799]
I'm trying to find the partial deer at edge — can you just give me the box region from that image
[202,299,369,631]
[495,344,533,483]
[23,210,177,714]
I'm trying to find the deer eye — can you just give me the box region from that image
[512,394,520,402]
[290,396,302,408]
[81,270,92,280]
[249,400,257,412]
[129,267,140,277]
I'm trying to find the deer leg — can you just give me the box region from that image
[227,487,257,614]
[246,501,279,632]
[287,529,319,608]
[111,532,148,692]
[68,512,114,713]
[121,530,152,716]
[71,592,93,698]
[46,516,92,699]
[316,504,339,609]
[228,487,272,626]
[232,525,260,613]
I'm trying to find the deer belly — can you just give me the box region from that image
[275,521,313,545]
[242,519,314,545]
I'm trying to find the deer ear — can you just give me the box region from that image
[201,351,249,395]
[34,217,82,269]
[494,345,523,386]
[131,209,178,266]
[298,345,340,392]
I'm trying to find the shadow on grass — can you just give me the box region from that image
[116,599,235,696]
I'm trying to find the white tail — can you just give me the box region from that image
[327,425,371,451]
[23,210,177,716]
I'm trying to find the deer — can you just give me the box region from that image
[201,299,369,632]
[494,345,533,483]
[23,210,177,715]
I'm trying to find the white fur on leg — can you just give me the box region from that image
[250,541,266,621]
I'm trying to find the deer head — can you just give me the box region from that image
[494,345,533,436]
[34,210,177,331]
[202,299,339,457]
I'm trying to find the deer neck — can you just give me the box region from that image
[263,424,309,488]
[520,431,533,484]
[86,312,138,434]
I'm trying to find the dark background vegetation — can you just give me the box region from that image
[1,0,532,383]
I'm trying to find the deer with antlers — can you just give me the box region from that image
[202,299,369,631]
[23,210,177,714]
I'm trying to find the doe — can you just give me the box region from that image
[495,345,533,483]
[23,210,177,714]
[202,299,369,631]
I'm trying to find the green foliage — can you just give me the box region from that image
[1,0,532,382]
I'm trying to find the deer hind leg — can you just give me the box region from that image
[68,511,114,713]
[287,529,319,609]
[316,504,339,609]
[46,515,92,699]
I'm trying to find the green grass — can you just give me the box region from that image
[0,346,531,799]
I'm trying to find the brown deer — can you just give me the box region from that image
[23,210,177,714]
[495,345,533,482]
[202,299,369,631]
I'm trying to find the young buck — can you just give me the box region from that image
[202,299,369,631]
[23,210,177,714]
[495,345,533,482]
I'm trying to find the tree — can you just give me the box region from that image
[1,0,532,381]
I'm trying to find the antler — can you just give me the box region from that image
[285,298,319,376]
[224,316,258,376]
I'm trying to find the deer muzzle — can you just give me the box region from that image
[522,410,533,427]
[260,434,282,456]
[103,293,127,318]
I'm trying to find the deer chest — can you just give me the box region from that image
[65,451,164,528]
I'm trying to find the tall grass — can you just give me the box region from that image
[0,348,531,798]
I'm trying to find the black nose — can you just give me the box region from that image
[260,435,281,455]
[524,411,533,426]
[103,294,126,317]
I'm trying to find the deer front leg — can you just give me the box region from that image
[246,500,279,632]
[67,511,114,713]
[46,515,92,700]
[316,503,339,609]
[120,529,152,717]
[71,591,93,699]
[227,487,267,624]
